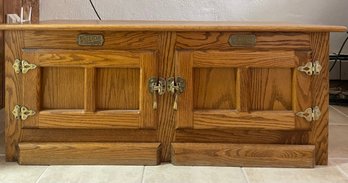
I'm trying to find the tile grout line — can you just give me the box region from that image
[34,166,49,183]
[140,166,146,183]
[329,158,348,160]
[329,123,348,126]
[330,123,348,126]
[330,105,348,118]
[241,168,251,183]
[336,165,348,180]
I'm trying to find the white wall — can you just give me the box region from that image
[41,0,348,53]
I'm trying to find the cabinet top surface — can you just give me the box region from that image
[0,20,346,32]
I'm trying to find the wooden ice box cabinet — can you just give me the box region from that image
[1,21,346,167]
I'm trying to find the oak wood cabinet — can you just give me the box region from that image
[1,21,346,167]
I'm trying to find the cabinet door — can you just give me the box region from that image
[175,50,312,130]
[21,50,157,129]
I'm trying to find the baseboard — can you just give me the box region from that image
[171,143,315,168]
[19,142,161,165]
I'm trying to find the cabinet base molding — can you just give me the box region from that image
[171,143,315,168]
[18,142,161,165]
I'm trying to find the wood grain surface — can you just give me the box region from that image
[157,32,177,161]
[175,51,194,129]
[192,50,299,68]
[193,110,295,130]
[172,143,315,168]
[294,51,313,129]
[21,129,158,142]
[193,68,236,110]
[19,142,161,165]
[34,50,141,67]
[5,31,24,161]
[0,0,3,108]
[250,68,292,111]
[236,68,251,112]
[0,20,346,32]
[41,67,85,109]
[309,33,330,165]
[176,32,311,50]
[96,68,139,110]
[139,52,158,129]
[175,129,309,144]
[37,110,140,129]
[24,31,159,50]
[84,68,96,112]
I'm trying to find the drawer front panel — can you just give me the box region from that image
[24,31,159,50]
[176,32,310,50]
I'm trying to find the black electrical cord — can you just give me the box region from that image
[330,32,348,72]
[89,0,102,20]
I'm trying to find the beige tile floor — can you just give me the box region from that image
[0,106,348,183]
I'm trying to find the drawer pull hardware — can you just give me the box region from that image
[229,34,256,47]
[13,59,37,74]
[297,61,322,76]
[167,77,186,110]
[148,77,166,110]
[12,105,36,120]
[296,106,321,122]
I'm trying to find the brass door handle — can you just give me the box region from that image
[167,77,186,110]
[148,77,166,110]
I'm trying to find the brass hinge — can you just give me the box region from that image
[297,61,322,76]
[12,105,36,120]
[13,59,37,74]
[296,106,321,122]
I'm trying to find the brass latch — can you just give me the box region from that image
[167,77,186,110]
[297,61,322,76]
[13,59,37,74]
[296,106,321,122]
[148,77,166,110]
[12,105,36,120]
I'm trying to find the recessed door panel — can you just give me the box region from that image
[193,68,237,110]
[250,68,293,111]
[96,68,140,110]
[41,67,85,109]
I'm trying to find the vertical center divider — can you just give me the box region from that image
[84,67,96,113]
[236,68,251,113]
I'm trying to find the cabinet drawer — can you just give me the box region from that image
[176,32,310,50]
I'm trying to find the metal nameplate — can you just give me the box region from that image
[77,34,104,46]
[229,34,256,47]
